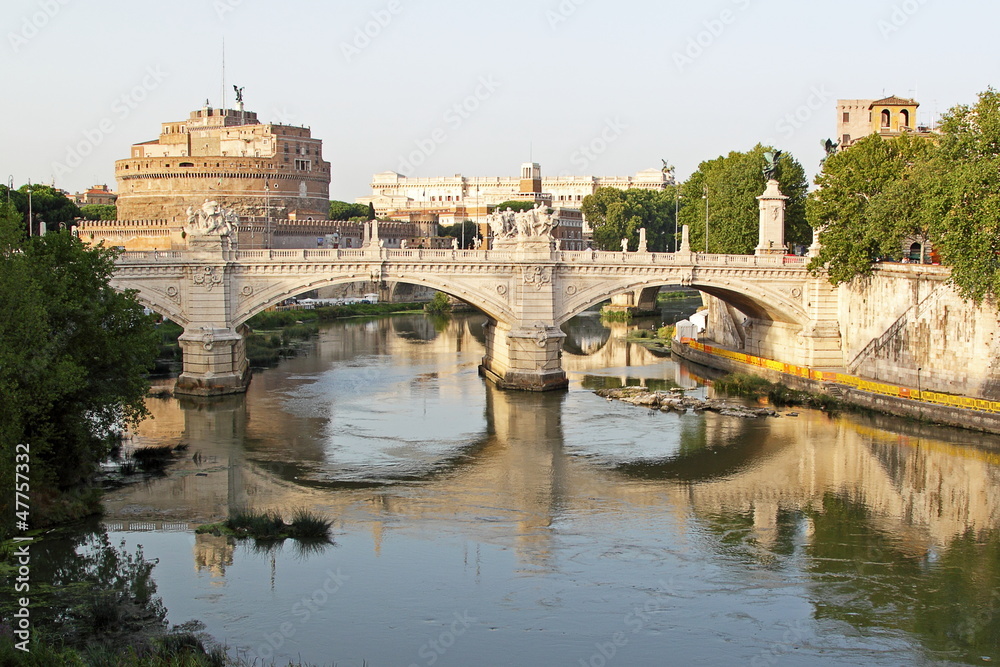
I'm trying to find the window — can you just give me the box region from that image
[881,109,891,128]
[900,109,910,128]
[842,134,851,145]
[842,112,850,123]
[295,159,311,171]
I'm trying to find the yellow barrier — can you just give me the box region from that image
[678,338,1000,414]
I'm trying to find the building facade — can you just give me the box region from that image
[836,96,933,148]
[357,163,673,219]
[114,102,331,222]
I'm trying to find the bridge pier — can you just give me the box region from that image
[480,320,568,391]
[174,326,251,397]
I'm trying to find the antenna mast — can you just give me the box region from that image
[221,38,226,109]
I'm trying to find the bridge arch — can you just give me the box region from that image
[557,274,809,328]
[232,272,515,328]
[109,281,189,326]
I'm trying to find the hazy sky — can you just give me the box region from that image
[1,0,993,200]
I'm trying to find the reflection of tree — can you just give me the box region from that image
[2,522,169,650]
[805,494,1000,664]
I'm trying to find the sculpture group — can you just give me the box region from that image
[485,203,558,241]
[185,200,238,237]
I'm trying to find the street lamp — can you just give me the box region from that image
[673,193,682,253]
[27,179,33,237]
[703,186,709,253]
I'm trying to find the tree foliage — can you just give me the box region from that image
[439,220,480,248]
[581,187,679,252]
[329,200,373,221]
[0,206,157,535]
[1,183,81,234]
[678,145,809,254]
[80,203,118,221]
[807,133,938,284]
[493,200,537,213]
[809,88,1000,304]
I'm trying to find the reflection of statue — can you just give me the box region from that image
[763,150,782,181]
[186,199,237,236]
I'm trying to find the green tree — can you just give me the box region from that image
[329,200,371,220]
[439,220,480,248]
[581,187,679,252]
[0,209,158,536]
[678,145,809,254]
[925,89,1000,303]
[493,200,537,213]
[807,133,939,284]
[80,203,118,221]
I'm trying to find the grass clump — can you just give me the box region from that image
[199,507,333,543]
[288,508,334,540]
[713,372,840,411]
[600,309,633,322]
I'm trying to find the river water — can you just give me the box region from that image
[92,308,1000,665]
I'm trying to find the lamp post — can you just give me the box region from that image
[27,179,33,237]
[264,178,271,249]
[673,193,682,253]
[703,185,709,253]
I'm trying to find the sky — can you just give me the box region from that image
[1,0,994,201]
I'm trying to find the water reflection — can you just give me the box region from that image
[102,312,1000,664]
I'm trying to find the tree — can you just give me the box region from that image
[493,200,537,213]
[807,133,938,284]
[0,208,158,536]
[439,220,480,248]
[678,145,809,254]
[80,204,118,221]
[925,89,1000,303]
[329,200,371,220]
[581,187,678,251]
[1,183,81,235]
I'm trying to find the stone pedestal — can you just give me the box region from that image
[756,179,788,256]
[480,320,568,391]
[174,326,251,396]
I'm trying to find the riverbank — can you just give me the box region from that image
[673,338,1000,434]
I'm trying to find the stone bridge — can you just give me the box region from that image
[111,229,841,396]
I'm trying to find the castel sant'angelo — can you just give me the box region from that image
[115,99,331,222]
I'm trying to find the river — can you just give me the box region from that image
[89,308,1000,665]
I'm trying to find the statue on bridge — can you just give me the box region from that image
[485,203,558,243]
[763,150,782,182]
[185,200,238,237]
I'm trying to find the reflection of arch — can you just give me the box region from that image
[881,109,891,128]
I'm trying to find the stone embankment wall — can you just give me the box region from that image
[703,264,1000,401]
[839,265,1000,400]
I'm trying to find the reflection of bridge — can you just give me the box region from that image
[113,233,841,396]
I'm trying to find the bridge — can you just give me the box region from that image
[112,223,842,396]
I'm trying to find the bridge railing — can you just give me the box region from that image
[114,248,811,267]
